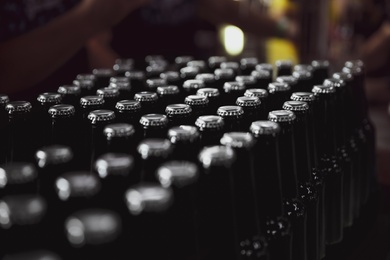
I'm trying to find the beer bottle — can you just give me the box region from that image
[256,63,274,78]
[311,60,329,85]
[275,60,293,77]
[208,56,228,71]
[236,75,258,89]
[195,115,225,147]
[160,71,182,87]
[175,55,194,70]
[214,68,236,91]
[125,70,146,95]
[109,77,132,100]
[145,78,167,92]
[165,104,193,127]
[0,95,10,163]
[115,100,142,127]
[293,64,313,73]
[197,88,221,115]
[96,87,120,110]
[134,91,159,115]
[180,66,201,83]
[48,104,77,148]
[220,61,241,76]
[57,85,81,108]
[184,95,210,121]
[236,96,262,130]
[73,78,95,97]
[240,57,259,75]
[0,162,38,197]
[139,114,169,139]
[196,73,217,89]
[276,76,298,92]
[167,125,201,161]
[268,110,307,260]
[157,85,182,110]
[250,121,293,260]
[217,105,244,132]
[92,68,115,89]
[292,70,313,93]
[251,70,273,89]
[222,81,246,106]
[183,79,206,96]
[103,123,136,154]
[244,88,269,120]
[113,58,134,76]
[267,82,291,111]
[187,60,208,73]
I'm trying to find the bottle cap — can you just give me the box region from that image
[283,100,309,111]
[96,88,120,98]
[184,95,209,106]
[65,209,121,246]
[137,139,172,159]
[109,82,131,91]
[0,95,9,105]
[134,91,158,103]
[125,70,146,80]
[73,79,94,90]
[0,163,37,187]
[220,61,240,71]
[208,56,227,68]
[267,82,290,93]
[156,161,199,188]
[276,76,298,86]
[187,60,206,70]
[196,73,216,83]
[5,101,32,114]
[291,92,315,102]
[197,88,220,98]
[146,78,167,89]
[104,123,135,139]
[160,71,180,81]
[214,68,235,80]
[94,153,134,179]
[275,60,293,68]
[125,184,173,215]
[183,79,205,91]
[58,85,81,95]
[255,63,273,72]
[3,250,61,260]
[332,72,353,82]
[195,115,224,131]
[244,88,268,98]
[312,84,336,94]
[175,56,194,66]
[342,66,363,77]
[180,66,200,78]
[236,96,261,108]
[80,96,104,107]
[198,145,236,168]
[293,64,313,72]
[35,145,73,168]
[344,60,364,69]
[37,93,62,104]
[76,73,96,81]
[323,78,346,88]
[235,75,257,85]
[268,110,296,123]
[145,55,165,63]
[250,120,280,136]
[115,100,141,112]
[139,114,168,128]
[0,195,46,228]
[220,132,255,148]
[48,104,75,118]
[168,125,200,143]
[55,172,101,200]
[92,68,114,77]
[165,104,192,117]
[88,110,115,124]
[311,60,329,69]
[292,70,312,80]
[240,57,258,69]
[157,85,180,96]
[251,70,271,79]
[217,105,244,118]
[114,57,134,68]
[223,81,245,93]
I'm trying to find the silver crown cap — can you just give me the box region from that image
[48,104,75,118]
[323,78,346,88]
[137,139,172,159]
[184,95,209,106]
[125,70,146,80]
[168,125,200,143]
[0,95,9,105]
[180,66,200,77]
[104,123,135,139]
[332,72,353,82]
[115,100,141,112]
[214,68,235,79]
[58,85,81,95]
[344,60,364,69]
[311,60,330,68]
[134,92,158,102]
[256,63,273,72]
[198,145,236,168]
[220,132,255,148]
[312,84,336,94]
[73,79,94,90]
[292,70,312,79]
[160,71,180,81]
[217,106,244,117]
[195,115,224,130]
[240,57,258,67]
[80,96,104,107]
[76,73,96,81]
[294,64,314,72]
[157,85,180,96]
[276,76,298,85]
[268,110,296,123]
[55,172,101,200]
[165,104,192,116]
[37,93,62,104]
[250,120,280,136]
[183,79,205,90]
[92,68,114,77]
[187,60,206,69]
[35,145,73,168]
[196,73,215,83]
[251,70,271,79]
[291,92,315,102]
[88,110,115,124]
[5,101,32,114]
[208,56,227,66]
[146,78,167,88]
[268,82,290,93]
[236,96,261,107]
[220,61,240,70]
[94,153,134,179]
[96,88,119,98]
[139,114,168,127]
[125,184,173,215]
[109,82,131,91]
[244,88,268,98]
[157,161,199,188]
[283,101,309,111]
[236,75,256,84]
[197,88,220,97]
[223,81,245,92]
[65,209,121,246]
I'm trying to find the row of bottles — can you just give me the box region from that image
[0,56,376,260]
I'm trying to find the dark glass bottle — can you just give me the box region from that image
[196,88,221,115]
[139,114,169,139]
[220,61,241,75]
[240,57,259,75]
[48,104,76,148]
[222,81,246,106]
[165,104,192,127]
[92,68,115,89]
[167,125,201,161]
[220,132,269,260]
[283,101,320,260]
[79,96,105,122]
[187,60,207,73]
[145,78,167,92]
[125,70,146,94]
[214,68,236,91]
[292,70,313,92]
[184,95,209,121]
[312,85,344,245]
[197,145,240,260]
[195,115,225,147]
[267,82,291,112]
[137,138,173,183]
[208,56,228,71]
[251,70,273,90]
[123,183,174,259]
[236,96,262,130]
[156,161,200,259]
[311,60,329,85]
[134,91,159,115]
[256,63,274,78]
[293,64,313,73]
[183,79,206,96]
[217,105,244,132]
[250,121,293,260]
[236,75,258,89]
[113,58,134,76]
[160,71,182,87]
[180,66,200,83]
[115,100,142,127]
[0,95,10,164]
[244,88,269,120]
[196,73,217,89]
[73,78,95,96]
[103,123,136,154]
[275,60,293,77]
[0,162,38,197]
[157,85,182,110]
[109,79,132,101]
[268,110,307,260]
[5,101,34,163]
[146,62,167,79]
[96,87,120,110]
[276,76,298,92]
[175,55,194,70]
[57,85,81,108]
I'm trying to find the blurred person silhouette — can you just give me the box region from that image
[0,0,298,100]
